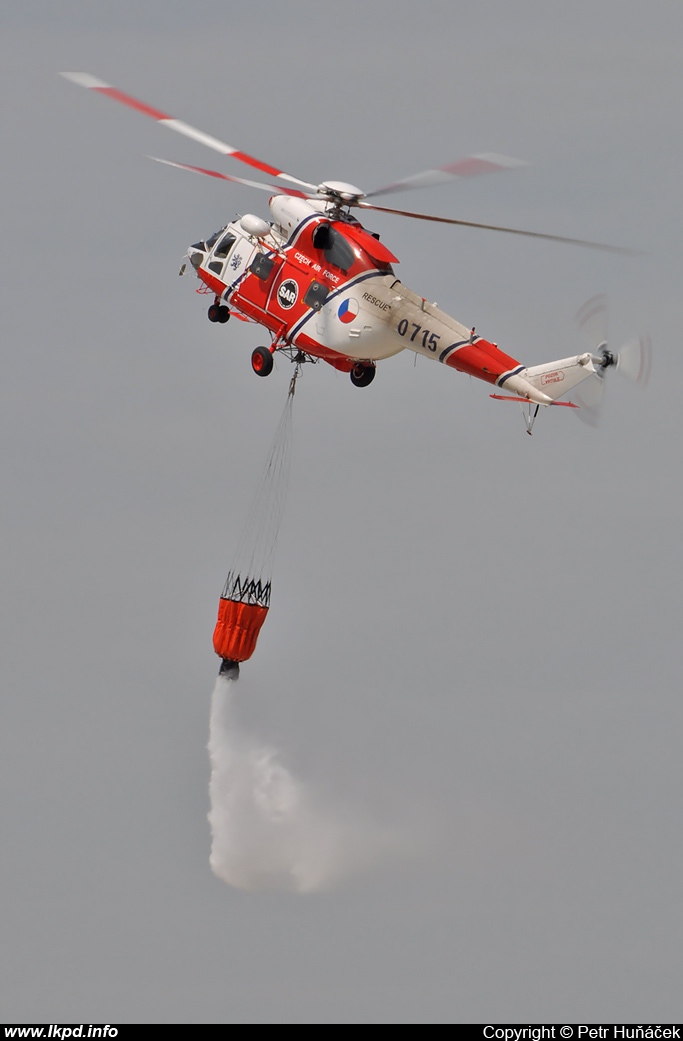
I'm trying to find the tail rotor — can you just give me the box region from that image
[573,295,651,425]
[609,334,653,386]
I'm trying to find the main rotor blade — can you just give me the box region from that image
[148,156,311,198]
[356,200,637,254]
[366,153,528,199]
[61,72,319,193]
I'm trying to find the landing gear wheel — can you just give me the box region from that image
[350,363,376,388]
[208,303,230,323]
[251,346,274,377]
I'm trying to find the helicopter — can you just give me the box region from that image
[61,72,649,433]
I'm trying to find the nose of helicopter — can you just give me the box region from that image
[187,241,207,270]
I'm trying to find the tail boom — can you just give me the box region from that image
[442,340,553,403]
[522,352,599,401]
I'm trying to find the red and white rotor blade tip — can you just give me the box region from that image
[366,153,528,199]
[440,152,527,175]
[60,72,318,192]
[148,156,310,198]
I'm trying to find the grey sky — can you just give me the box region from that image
[1,0,682,1023]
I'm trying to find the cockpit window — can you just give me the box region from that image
[312,223,356,273]
[214,233,237,259]
[205,229,225,249]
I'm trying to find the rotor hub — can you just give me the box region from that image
[317,180,366,203]
[598,345,616,372]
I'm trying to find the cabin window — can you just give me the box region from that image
[214,233,237,259]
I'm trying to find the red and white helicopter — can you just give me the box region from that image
[62,72,650,432]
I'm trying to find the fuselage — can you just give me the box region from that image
[188,195,548,399]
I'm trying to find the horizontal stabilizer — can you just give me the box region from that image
[490,394,578,407]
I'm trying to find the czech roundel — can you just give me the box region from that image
[337,298,359,324]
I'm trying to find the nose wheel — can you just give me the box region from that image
[251,346,274,377]
[208,303,230,323]
[350,363,376,388]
